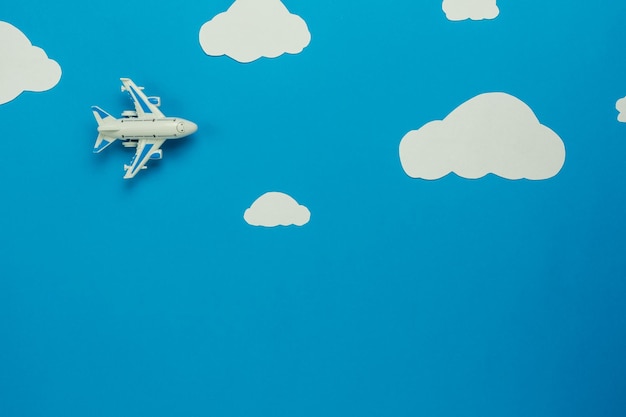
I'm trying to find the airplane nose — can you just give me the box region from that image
[187,121,198,134]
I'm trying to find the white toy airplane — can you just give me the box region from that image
[91,78,198,179]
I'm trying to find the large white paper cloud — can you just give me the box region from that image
[199,0,311,63]
[244,192,310,227]
[442,0,499,21]
[616,96,626,122]
[0,21,61,105]
[399,93,566,180]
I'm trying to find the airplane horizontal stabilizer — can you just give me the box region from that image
[93,133,116,153]
[91,106,116,125]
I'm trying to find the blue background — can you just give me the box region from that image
[2,1,626,416]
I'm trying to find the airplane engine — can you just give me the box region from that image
[148,96,161,107]
[150,150,163,160]
[121,110,138,118]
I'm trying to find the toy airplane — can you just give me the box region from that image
[91,78,198,179]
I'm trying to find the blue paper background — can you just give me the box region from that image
[2,1,626,416]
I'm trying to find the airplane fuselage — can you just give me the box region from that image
[97,117,197,141]
[91,77,199,179]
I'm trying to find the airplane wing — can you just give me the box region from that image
[120,78,165,119]
[123,139,165,179]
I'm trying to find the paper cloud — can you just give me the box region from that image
[442,0,499,21]
[399,93,566,180]
[0,21,61,105]
[199,0,311,63]
[616,97,626,122]
[244,192,310,227]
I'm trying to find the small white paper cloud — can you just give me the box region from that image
[399,92,566,180]
[442,0,499,21]
[199,0,311,63]
[0,21,61,105]
[616,97,626,122]
[244,192,310,227]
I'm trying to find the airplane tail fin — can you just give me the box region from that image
[91,106,118,153]
[93,133,116,153]
[91,106,116,125]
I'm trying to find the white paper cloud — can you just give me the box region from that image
[244,192,310,227]
[199,0,311,63]
[616,97,626,122]
[0,21,61,105]
[399,93,566,180]
[442,0,499,21]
